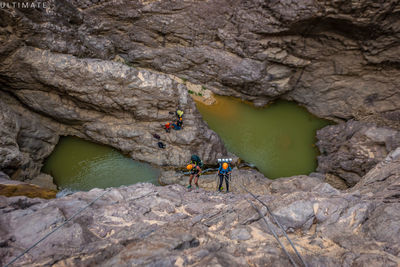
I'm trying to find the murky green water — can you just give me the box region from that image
[196,96,331,179]
[42,136,160,191]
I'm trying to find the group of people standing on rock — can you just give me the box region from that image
[186,154,232,193]
[153,109,184,149]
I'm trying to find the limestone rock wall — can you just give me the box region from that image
[0,46,227,181]
[1,0,400,181]
[1,0,399,122]
[316,120,400,185]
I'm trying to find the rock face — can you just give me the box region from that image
[1,149,399,266]
[0,2,400,265]
[0,46,227,181]
[0,178,57,199]
[1,0,399,123]
[1,0,400,181]
[316,120,400,185]
[0,95,59,181]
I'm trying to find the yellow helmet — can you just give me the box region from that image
[222,162,228,170]
[187,164,193,170]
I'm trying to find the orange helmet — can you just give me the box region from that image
[187,164,193,170]
[222,162,228,170]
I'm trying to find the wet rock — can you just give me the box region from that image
[0,178,57,199]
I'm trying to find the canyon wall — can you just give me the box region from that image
[0,0,399,181]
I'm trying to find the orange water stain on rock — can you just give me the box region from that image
[0,184,57,199]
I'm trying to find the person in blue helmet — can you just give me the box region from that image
[218,162,232,192]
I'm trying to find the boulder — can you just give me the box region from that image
[316,120,400,185]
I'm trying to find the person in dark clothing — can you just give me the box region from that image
[187,155,203,189]
[158,142,166,149]
[164,122,171,133]
[218,162,232,192]
[177,117,183,128]
[172,117,183,130]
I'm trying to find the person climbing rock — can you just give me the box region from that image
[176,109,184,119]
[218,162,232,193]
[164,122,171,133]
[177,117,183,128]
[153,133,161,140]
[172,117,183,130]
[187,154,203,189]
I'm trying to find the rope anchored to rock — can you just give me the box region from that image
[235,182,308,267]
[4,188,111,267]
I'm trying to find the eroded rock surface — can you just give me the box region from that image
[1,149,399,266]
[0,95,59,181]
[0,2,400,265]
[1,0,399,123]
[160,167,324,195]
[0,47,227,181]
[316,120,400,185]
[1,0,400,182]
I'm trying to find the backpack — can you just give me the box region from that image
[158,142,166,149]
[191,154,203,168]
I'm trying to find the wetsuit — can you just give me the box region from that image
[218,164,232,192]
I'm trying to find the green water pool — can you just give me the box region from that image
[196,96,332,179]
[42,136,160,191]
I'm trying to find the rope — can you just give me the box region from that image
[243,194,299,267]
[237,183,308,267]
[4,188,111,267]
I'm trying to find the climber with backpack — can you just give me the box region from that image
[164,122,171,133]
[218,161,232,193]
[176,109,184,119]
[176,117,183,129]
[187,154,203,189]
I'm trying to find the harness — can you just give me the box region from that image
[190,161,201,175]
[219,165,231,174]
